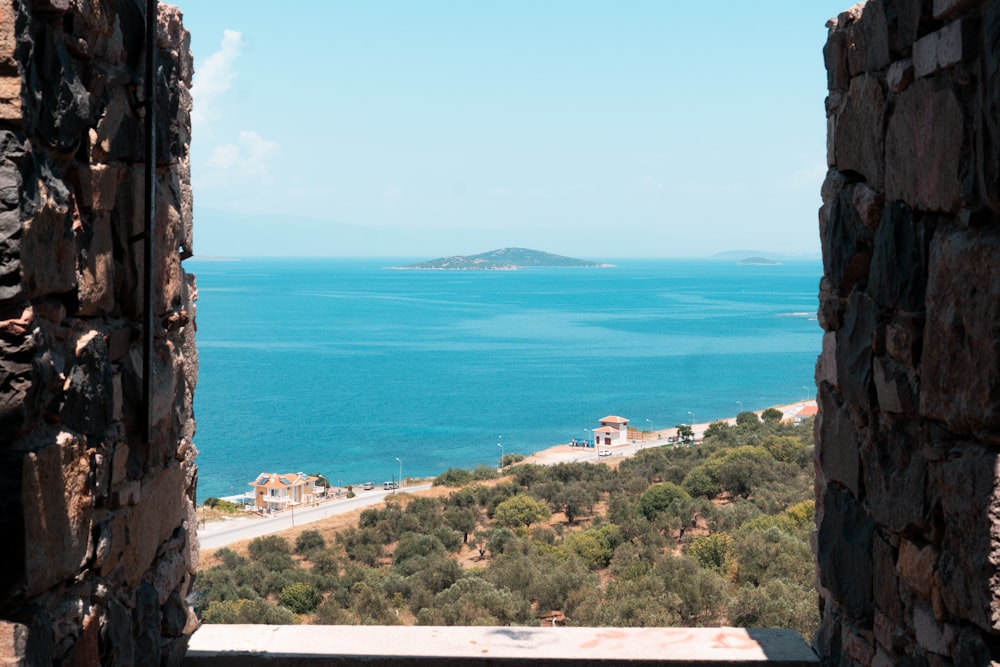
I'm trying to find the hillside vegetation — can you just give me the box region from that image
[195,413,817,636]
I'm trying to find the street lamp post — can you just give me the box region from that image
[497,440,504,471]
[395,457,402,493]
[688,411,696,442]
[645,418,652,448]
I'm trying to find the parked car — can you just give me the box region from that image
[599,450,612,457]
[383,481,398,490]
[362,481,374,490]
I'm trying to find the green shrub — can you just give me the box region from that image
[562,524,621,570]
[295,530,326,554]
[248,535,295,571]
[638,482,690,520]
[492,495,551,529]
[682,465,720,499]
[201,598,295,625]
[761,407,784,423]
[279,582,323,614]
[434,468,474,487]
[687,532,735,575]
[471,465,499,480]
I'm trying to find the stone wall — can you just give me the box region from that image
[818,1,1000,665]
[0,1,197,665]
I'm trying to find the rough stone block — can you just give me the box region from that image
[846,0,891,76]
[0,76,21,122]
[933,0,980,20]
[868,200,928,312]
[91,88,139,163]
[818,486,875,625]
[913,604,955,655]
[817,387,862,495]
[860,421,926,533]
[873,356,915,414]
[75,212,115,316]
[922,226,1000,435]
[873,534,904,622]
[912,32,939,78]
[817,331,839,389]
[936,18,975,71]
[885,79,965,213]
[58,329,112,435]
[0,2,16,69]
[842,625,876,665]
[834,75,886,187]
[885,314,923,368]
[121,465,186,588]
[22,431,93,598]
[914,19,976,78]
[884,0,924,56]
[898,538,939,600]
[0,303,37,440]
[887,58,914,92]
[929,444,1000,631]
[874,612,909,660]
[21,161,77,298]
[70,164,123,213]
[825,28,850,93]
[976,3,1000,215]
[823,186,874,298]
[0,619,52,666]
[835,290,877,413]
[852,182,885,229]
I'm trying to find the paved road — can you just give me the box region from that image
[197,483,432,551]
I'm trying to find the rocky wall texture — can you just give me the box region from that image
[0,1,197,665]
[818,1,1000,665]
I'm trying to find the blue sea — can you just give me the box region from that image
[188,258,822,501]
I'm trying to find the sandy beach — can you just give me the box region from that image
[520,400,817,467]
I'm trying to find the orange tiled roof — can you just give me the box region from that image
[798,405,818,417]
[599,416,629,425]
[592,426,618,434]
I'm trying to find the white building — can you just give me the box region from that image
[593,415,629,446]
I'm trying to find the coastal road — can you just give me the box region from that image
[197,483,432,551]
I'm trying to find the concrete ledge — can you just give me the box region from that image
[183,625,818,666]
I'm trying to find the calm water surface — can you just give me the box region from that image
[188,258,822,500]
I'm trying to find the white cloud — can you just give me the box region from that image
[382,186,404,200]
[207,131,280,179]
[192,29,245,130]
[780,161,828,190]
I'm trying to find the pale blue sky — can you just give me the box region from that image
[175,1,849,258]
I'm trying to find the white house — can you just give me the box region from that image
[593,415,629,446]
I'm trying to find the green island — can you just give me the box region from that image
[388,247,614,270]
[195,410,817,637]
[736,256,781,265]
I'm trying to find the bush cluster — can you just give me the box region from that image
[195,416,817,636]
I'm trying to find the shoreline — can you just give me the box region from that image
[203,399,818,539]
[519,399,817,467]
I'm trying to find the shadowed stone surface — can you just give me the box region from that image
[820,2,1000,664]
[0,1,197,665]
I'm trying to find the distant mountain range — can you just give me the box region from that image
[389,247,614,271]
